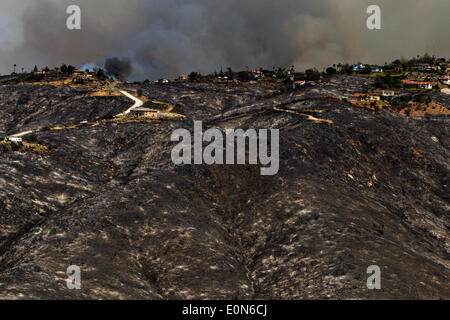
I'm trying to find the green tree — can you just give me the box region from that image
[238,71,252,81]
[67,65,76,75]
[305,68,320,81]
[60,64,68,74]
[188,72,201,82]
[226,67,234,80]
[326,67,337,76]
[96,68,107,79]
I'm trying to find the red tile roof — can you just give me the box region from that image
[402,80,432,85]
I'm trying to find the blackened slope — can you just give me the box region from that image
[0,82,448,299]
[0,85,129,134]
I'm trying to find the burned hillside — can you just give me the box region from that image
[0,85,129,134]
[0,80,448,299]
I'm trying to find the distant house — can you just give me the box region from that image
[371,67,383,73]
[352,93,381,101]
[73,75,95,84]
[440,75,450,85]
[249,68,263,79]
[374,90,395,99]
[380,90,395,98]
[412,64,432,72]
[352,62,365,72]
[290,72,305,82]
[130,107,158,117]
[402,80,433,90]
[292,81,306,89]
[176,74,188,81]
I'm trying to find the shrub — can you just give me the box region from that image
[305,68,321,81]
[374,75,402,89]
[23,133,38,143]
[326,67,337,76]
[189,72,202,82]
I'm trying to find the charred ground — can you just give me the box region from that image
[0,78,448,299]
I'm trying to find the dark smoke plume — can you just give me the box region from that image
[0,0,449,80]
[104,57,132,81]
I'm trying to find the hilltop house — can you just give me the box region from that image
[440,75,450,85]
[292,81,306,89]
[371,67,383,73]
[250,68,264,79]
[352,93,381,101]
[290,72,305,82]
[402,80,433,90]
[352,62,365,72]
[413,64,432,72]
[176,74,188,81]
[374,90,395,99]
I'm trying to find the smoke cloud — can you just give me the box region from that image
[0,0,449,80]
[105,57,132,81]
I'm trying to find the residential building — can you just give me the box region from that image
[290,72,305,82]
[412,64,432,72]
[250,68,263,79]
[401,80,433,90]
[375,90,395,99]
[176,75,188,81]
[440,75,450,85]
[292,81,306,89]
[352,62,365,72]
[371,67,383,73]
[352,93,381,101]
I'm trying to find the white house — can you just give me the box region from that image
[352,62,365,72]
[371,67,383,73]
[402,80,433,90]
[440,76,450,85]
[292,81,306,89]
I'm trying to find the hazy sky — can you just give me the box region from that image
[0,0,449,80]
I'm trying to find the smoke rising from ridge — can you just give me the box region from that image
[105,57,132,81]
[0,0,449,80]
